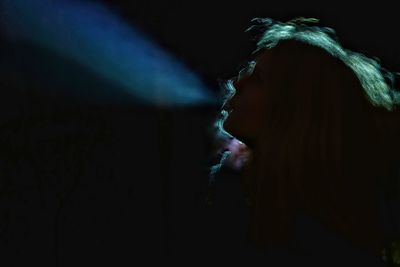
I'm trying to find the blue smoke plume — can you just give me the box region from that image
[0,0,218,107]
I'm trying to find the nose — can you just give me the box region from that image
[233,76,241,89]
[233,73,250,92]
[227,84,240,109]
[231,75,248,101]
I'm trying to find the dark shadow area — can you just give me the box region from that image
[0,40,242,266]
[1,1,400,266]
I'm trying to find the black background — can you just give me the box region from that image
[1,0,399,266]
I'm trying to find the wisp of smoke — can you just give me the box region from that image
[0,0,218,107]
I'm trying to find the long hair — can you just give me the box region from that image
[218,18,400,257]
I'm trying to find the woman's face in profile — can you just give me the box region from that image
[223,50,271,148]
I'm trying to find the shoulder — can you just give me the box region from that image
[294,212,387,267]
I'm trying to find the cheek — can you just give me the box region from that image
[223,96,266,137]
[240,91,267,122]
[242,108,265,132]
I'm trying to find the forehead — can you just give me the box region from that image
[253,48,274,73]
[252,40,314,71]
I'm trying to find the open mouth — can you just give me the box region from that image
[221,137,252,171]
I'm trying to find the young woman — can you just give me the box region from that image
[211,17,400,266]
